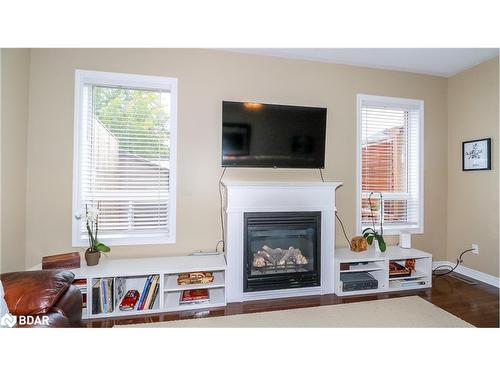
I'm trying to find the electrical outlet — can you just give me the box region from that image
[472,244,479,254]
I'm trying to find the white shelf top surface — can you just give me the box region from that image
[30,253,226,278]
[221,180,342,189]
[335,246,432,262]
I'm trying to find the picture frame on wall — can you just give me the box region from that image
[462,138,491,171]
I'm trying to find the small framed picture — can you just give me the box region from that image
[462,138,491,171]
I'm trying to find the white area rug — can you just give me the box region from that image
[123,296,473,328]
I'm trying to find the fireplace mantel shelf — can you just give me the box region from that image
[222,181,342,188]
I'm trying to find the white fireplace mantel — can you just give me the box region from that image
[222,181,342,302]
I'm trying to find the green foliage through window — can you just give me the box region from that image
[94,86,170,160]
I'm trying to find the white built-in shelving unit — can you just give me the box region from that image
[31,246,433,316]
[335,246,432,296]
[32,253,226,319]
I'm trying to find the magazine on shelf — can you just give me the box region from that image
[391,279,427,288]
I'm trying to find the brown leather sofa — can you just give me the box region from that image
[1,270,82,328]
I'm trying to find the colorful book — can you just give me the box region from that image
[143,275,159,310]
[139,277,154,310]
[137,275,152,310]
[97,278,114,313]
[148,284,160,310]
[100,279,106,313]
[107,278,113,312]
[92,280,100,314]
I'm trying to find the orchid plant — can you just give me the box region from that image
[362,192,386,252]
[75,203,110,254]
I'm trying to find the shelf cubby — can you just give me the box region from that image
[46,254,226,320]
[339,261,385,273]
[335,246,432,296]
[164,287,226,312]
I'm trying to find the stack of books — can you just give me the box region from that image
[137,275,160,310]
[179,289,210,305]
[92,278,114,314]
[73,279,87,312]
[389,261,412,278]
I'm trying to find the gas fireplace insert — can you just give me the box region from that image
[244,211,321,292]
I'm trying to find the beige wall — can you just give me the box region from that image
[0,49,2,272]
[23,49,449,268]
[1,48,30,272]
[447,57,499,277]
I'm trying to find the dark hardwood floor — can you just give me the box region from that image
[84,273,499,328]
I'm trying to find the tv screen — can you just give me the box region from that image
[222,101,327,168]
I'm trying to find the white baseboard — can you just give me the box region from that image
[432,261,499,288]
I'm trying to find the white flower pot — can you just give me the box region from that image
[374,240,382,252]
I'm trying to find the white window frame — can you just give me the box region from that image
[72,70,177,246]
[356,94,424,236]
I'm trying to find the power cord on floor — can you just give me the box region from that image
[432,248,474,277]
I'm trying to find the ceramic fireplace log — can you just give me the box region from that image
[253,245,308,268]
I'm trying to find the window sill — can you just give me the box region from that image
[361,227,423,236]
[72,235,175,247]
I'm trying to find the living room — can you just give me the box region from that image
[1,0,499,372]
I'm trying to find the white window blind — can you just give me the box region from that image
[73,71,177,246]
[357,95,423,234]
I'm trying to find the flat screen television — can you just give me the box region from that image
[222,101,327,168]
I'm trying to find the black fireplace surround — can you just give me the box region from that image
[244,211,321,292]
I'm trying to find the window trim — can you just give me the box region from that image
[72,69,177,247]
[356,94,424,236]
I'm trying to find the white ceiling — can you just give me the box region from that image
[225,48,499,77]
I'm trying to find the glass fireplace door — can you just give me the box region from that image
[244,212,321,292]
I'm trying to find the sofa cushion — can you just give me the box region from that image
[0,270,75,316]
[0,280,9,317]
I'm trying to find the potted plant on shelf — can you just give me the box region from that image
[362,192,386,252]
[75,204,110,266]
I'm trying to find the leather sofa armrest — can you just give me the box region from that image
[0,270,75,316]
[12,285,82,328]
[52,285,82,327]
